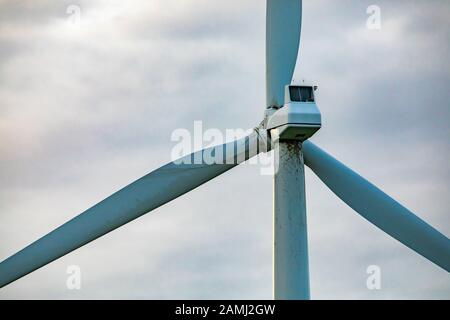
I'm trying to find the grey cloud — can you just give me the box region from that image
[0,0,449,299]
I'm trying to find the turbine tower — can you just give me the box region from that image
[0,0,449,299]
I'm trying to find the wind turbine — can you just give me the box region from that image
[0,0,449,300]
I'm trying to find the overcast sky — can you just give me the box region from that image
[0,0,449,299]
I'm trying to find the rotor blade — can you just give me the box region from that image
[266,0,302,108]
[302,141,450,271]
[0,129,267,288]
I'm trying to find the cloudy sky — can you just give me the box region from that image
[0,0,449,299]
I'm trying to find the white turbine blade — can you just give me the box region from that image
[0,130,266,288]
[302,141,450,271]
[266,0,302,108]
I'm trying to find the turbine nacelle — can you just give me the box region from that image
[266,84,321,141]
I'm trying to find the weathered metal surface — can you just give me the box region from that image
[273,139,310,299]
